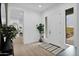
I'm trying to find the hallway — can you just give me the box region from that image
[0,3,79,56]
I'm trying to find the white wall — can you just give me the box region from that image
[24,10,41,44]
[7,4,41,44]
[42,3,77,48]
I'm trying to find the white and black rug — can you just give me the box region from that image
[39,42,64,55]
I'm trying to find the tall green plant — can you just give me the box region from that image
[0,24,18,52]
[36,23,44,34]
[36,23,44,42]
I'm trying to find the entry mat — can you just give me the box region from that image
[39,42,64,55]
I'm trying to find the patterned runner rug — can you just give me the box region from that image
[39,42,64,55]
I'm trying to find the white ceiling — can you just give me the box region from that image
[9,3,62,12]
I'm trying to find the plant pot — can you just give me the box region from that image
[39,34,43,42]
[39,38,43,42]
[2,39,13,54]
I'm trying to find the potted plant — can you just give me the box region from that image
[0,24,18,54]
[36,23,44,42]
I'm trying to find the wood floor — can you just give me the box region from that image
[13,36,79,56]
[13,37,54,56]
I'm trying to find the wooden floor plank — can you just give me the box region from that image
[13,37,54,56]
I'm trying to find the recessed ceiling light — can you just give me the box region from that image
[38,5,42,8]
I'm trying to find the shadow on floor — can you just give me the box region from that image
[58,45,79,56]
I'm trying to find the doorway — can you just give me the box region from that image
[65,8,74,45]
